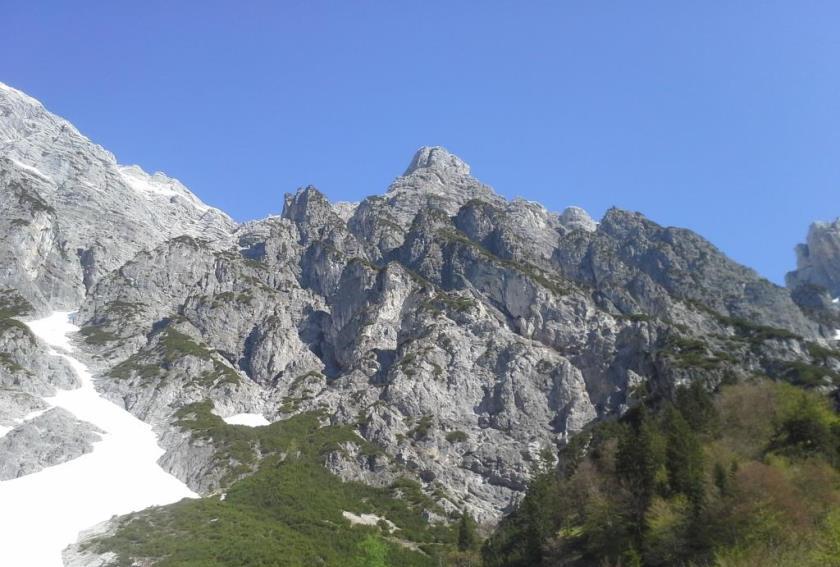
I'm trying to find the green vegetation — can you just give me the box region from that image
[780,361,840,388]
[90,405,457,566]
[0,289,33,319]
[422,293,478,316]
[446,431,468,444]
[0,291,35,345]
[79,325,120,345]
[108,328,239,386]
[722,316,801,342]
[0,352,24,373]
[212,291,254,306]
[409,415,434,441]
[483,380,840,566]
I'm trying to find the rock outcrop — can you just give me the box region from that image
[0,407,102,480]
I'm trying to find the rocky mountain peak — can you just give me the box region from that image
[558,206,598,232]
[402,146,471,178]
[787,217,840,298]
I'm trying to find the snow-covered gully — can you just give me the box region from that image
[0,312,196,567]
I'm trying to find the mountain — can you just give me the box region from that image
[0,83,838,566]
[787,218,840,311]
[0,82,234,311]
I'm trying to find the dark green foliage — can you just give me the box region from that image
[109,328,240,386]
[481,471,560,567]
[409,415,434,441]
[446,430,468,443]
[769,392,840,466]
[0,352,24,373]
[806,341,840,363]
[674,381,718,434]
[0,289,33,319]
[457,511,479,551]
[713,462,731,497]
[0,316,34,339]
[79,325,120,345]
[719,315,801,342]
[616,406,666,532]
[159,329,213,362]
[661,335,726,370]
[662,406,705,510]
[0,289,35,346]
[484,381,840,566]
[781,361,840,387]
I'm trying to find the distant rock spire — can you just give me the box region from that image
[786,217,840,297]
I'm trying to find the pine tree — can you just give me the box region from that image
[458,511,478,551]
[663,405,706,511]
[616,405,665,543]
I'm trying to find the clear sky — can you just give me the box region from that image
[3,1,839,284]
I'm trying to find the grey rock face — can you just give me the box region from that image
[0,318,79,396]
[0,407,102,480]
[0,389,48,428]
[62,520,120,567]
[787,218,840,298]
[0,82,235,312]
[552,208,821,338]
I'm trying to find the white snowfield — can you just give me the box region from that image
[222,413,270,427]
[0,312,196,567]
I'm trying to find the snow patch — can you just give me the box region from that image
[223,413,270,427]
[834,329,840,341]
[118,165,212,213]
[0,312,196,567]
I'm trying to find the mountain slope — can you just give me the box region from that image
[0,82,234,312]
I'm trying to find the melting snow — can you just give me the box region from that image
[223,413,270,427]
[0,312,196,567]
[118,165,210,212]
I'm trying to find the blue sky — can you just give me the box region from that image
[3,1,839,284]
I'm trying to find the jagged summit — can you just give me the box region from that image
[787,216,840,298]
[402,146,471,177]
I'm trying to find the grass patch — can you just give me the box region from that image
[80,326,120,345]
[89,405,456,566]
